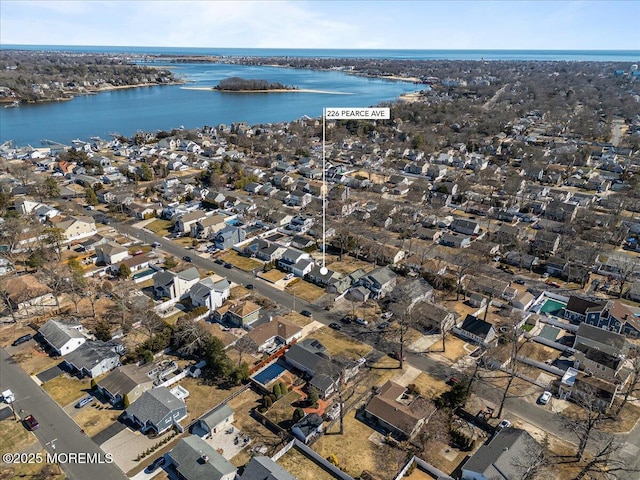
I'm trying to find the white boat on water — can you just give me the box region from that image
[4,101,19,108]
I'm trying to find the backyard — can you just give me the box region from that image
[265,390,302,429]
[277,447,336,480]
[311,327,372,360]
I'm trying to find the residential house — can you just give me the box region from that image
[213,225,246,251]
[167,435,236,480]
[95,363,156,406]
[511,291,535,311]
[461,427,542,480]
[457,314,497,347]
[175,210,208,235]
[191,403,234,438]
[414,302,456,334]
[573,323,629,381]
[214,300,261,327]
[38,319,86,356]
[387,278,435,315]
[306,265,344,288]
[358,266,397,299]
[564,296,605,323]
[284,339,341,399]
[153,267,200,301]
[95,241,130,265]
[238,456,296,480]
[124,386,187,435]
[189,277,230,312]
[364,380,435,440]
[583,299,640,337]
[190,214,227,239]
[278,248,314,277]
[0,274,54,312]
[450,218,480,236]
[291,413,323,444]
[49,215,97,242]
[244,316,303,353]
[530,230,561,256]
[440,234,471,249]
[63,340,122,378]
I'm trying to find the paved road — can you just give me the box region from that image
[0,347,127,480]
[112,218,640,460]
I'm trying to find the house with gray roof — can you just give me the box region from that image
[153,267,200,300]
[284,339,341,399]
[168,435,236,480]
[291,413,323,444]
[213,225,246,250]
[38,319,86,356]
[461,427,542,480]
[191,403,234,439]
[238,456,296,480]
[457,314,497,347]
[95,363,156,406]
[63,340,122,378]
[189,277,230,312]
[123,386,187,435]
[358,266,397,299]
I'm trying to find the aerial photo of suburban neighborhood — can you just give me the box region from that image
[0,2,639,480]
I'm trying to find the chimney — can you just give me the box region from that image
[200,454,209,463]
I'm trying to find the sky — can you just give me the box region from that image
[1,0,639,50]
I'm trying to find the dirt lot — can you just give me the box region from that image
[429,335,470,363]
[219,251,262,272]
[326,256,375,275]
[280,311,314,328]
[228,389,285,467]
[311,327,372,361]
[0,322,37,348]
[11,347,61,377]
[74,403,122,436]
[518,341,559,363]
[285,279,326,303]
[42,375,92,407]
[313,410,405,479]
[277,447,335,480]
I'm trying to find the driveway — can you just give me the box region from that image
[101,427,175,474]
[92,419,127,445]
[36,362,67,383]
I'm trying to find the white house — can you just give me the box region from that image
[38,319,86,356]
[153,267,200,300]
[95,241,130,265]
[189,277,231,312]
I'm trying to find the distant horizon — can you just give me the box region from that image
[3,44,639,53]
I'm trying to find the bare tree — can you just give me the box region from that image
[173,318,212,356]
[615,348,640,416]
[563,387,608,460]
[572,434,640,480]
[496,312,529,419]
[234,335,258,367]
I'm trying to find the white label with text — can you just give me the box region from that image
[324,107,390,120]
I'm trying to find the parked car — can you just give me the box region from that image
[23,415,39,431]
[152,241,162,248]
[538,391,552,405]
[447,376,460,385]
[514,279,526,285]
[285,273,294,280]
[329,322,342,330]
[245,284,254,290]
[11,334,32,346]
[214,258,224,265]
[224,262,233,269]
[381,312,393,320]
[355,317,368,326]
[377,321,389,330]
[340,316,353,324]
[497,419,511,431]
[145,456,166,473]
[300,310,313,318]
[183,255,192,262]
[75,396,95,409]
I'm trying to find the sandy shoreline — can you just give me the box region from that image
[399,91,424,103]
[181,86,352,95]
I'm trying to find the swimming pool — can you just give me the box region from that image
[540,298,566,314]
[252,362,286,385]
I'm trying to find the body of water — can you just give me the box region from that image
[1,46,638,147]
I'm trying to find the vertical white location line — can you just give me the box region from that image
[320,108,328,276]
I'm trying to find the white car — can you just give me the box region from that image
[285,273,294,280]
[381,312,393,320]
[497,419,511,431]
[539,391,552,405]
[355,318,368,326]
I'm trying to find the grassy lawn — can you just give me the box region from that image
[326,256,375,274]
[311,327,372,361]
[13,348,61,377]
[411,372,449,400]
[219,251,262,272]
[74,404,122,436]
[285,279,326,302]
[277,448,335,480]
[265,390,301,428]
[0,417,37,455]
[42,375,93,407]
[280,312,314,328]
[313,410,403,479]
[260,269,286,283]
[178,377,244,424]
[145,219,172,236]
[228,389,283,466]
